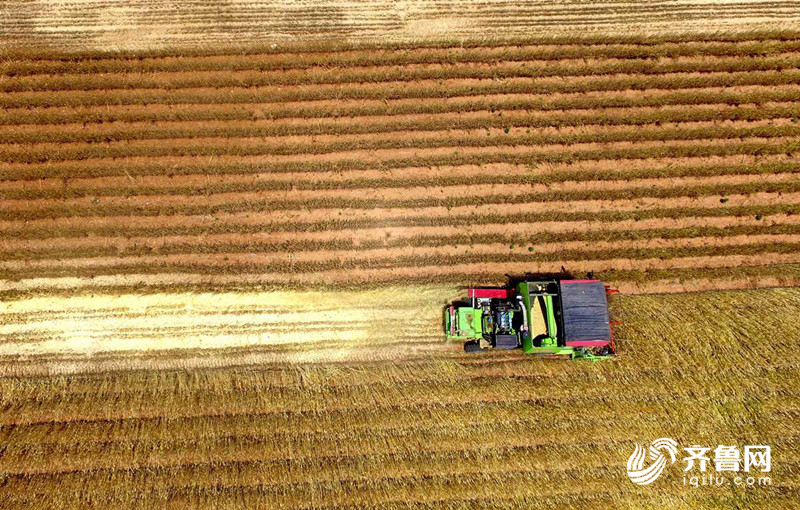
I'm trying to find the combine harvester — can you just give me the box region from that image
[445,279,619,360]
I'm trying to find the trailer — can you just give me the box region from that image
[444,279,619,360]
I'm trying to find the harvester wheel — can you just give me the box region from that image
[464,340,488,353]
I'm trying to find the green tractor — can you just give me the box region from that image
[445,279,619,360]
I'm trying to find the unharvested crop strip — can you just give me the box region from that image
[0,358,579,402]
[5,153,791,192]
[0,366,651,421]
[7,39,800,77]
[5,223,799,263]
[6,30,800,60]
[0,441,643,496]
[3,175,797,222]
[3,101,798,147]
[0,442,645,494]
[0,343,454,377]
[3,119,797,164]
[4,135,796,181]
[3,234,797,276]
[8,435,763,503]
[0,405,709,466]
[3,85,797,127]
[0,408,666,476]
[4,243,799,282]
[3,199,796,243]
[5,157,799,201]
[6,53,800,94]
[0,461,636,508]
[4,252,798,293]
[4,68,799,109]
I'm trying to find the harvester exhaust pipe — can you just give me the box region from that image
[516,296,529,332]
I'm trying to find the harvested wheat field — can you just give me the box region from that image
[4,0,800,52]
[1,21,800,510]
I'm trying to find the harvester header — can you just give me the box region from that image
[445,278,618,360]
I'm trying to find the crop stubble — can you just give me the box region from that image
[0,288,797,508]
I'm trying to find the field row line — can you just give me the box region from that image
[2,194,795,243]
[3,68,799,109]
[0,359,615,406]
[6,40,800,78]
[4,234,798,275]
[4,430,793,505]
[0,315,436,339]
[3,153,791,191]
[0,307,437,335]
[0,431,640,485]
[0,358,783,423]
[0,300,436,323]
[0,372,680,435]
[5,221,798,264]
[0,426,743,494]
[3,134,796,182]
[4,251,800,290]
[2,121,797,165]
[3,6,797,31]
[5,30,799,60]
[3,172,797,221]
[4,429,792,498]
[3,157,798,202]
[3,84,797,128]
[5,240,798,283]
[0,290,444,318]
[0,374,771,437]
[0,401,721,465]
[5,53,800,93]
[0,430,653,485]
[0,456,644,508]
[0,341,456,377]
[9,155,791,201]
[0,333,441,360]
[2,101,798,146]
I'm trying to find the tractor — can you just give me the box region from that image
[444,278,619,360]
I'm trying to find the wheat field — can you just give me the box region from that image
[2,16,800,510]
[4,32,800,295]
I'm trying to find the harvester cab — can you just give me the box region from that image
[445,279,618,360]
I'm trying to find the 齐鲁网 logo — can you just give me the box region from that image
[627,437,679,485]
[626,439,772,486]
